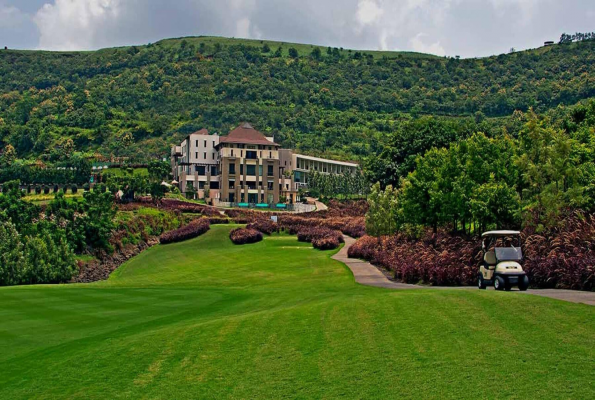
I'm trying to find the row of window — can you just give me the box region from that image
[195,152,216,161]
[229,149,273,159]
[195,139,217,148]
[228,163,274,176]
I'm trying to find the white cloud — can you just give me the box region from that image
[34,0,122,50]
[409,32,446,56]
[236,17,251,38]
[356,0,384,25]
[0,4,29,28]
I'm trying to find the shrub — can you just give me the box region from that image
[35,185,41,194]
[53,185,59,193]
[159,218,210,244]
[83,183,90,192]
[230,228,263,245]
[246,219,278,235]
[43,185,50,194]
[312,236,341,250]
[297,226,344,245]
[71,184,78,194]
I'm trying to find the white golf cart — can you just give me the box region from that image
[479,230,529,291]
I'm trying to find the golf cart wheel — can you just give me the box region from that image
[504,280,512,291]
[518,276,529,291]
[478,276,487,290]
[494,276,505,291]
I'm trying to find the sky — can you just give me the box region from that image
[0,0,593,58]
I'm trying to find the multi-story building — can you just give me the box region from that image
[171,123,358,205]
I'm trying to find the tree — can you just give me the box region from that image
[1,144,16,166]
[262,44,271,53]
[0,221,25,286]
[288,48,299,58]
[148,160,170,181]
[365,183,400,241]
[311,47,322,60]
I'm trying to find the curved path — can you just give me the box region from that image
[333,236,595,306]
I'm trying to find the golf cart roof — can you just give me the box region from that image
[482,230,521,238]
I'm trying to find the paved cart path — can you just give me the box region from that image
[333,236,595,306]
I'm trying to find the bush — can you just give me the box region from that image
[348,233,480,286]
[312,236,341,250]
[159,218,210,244]
[297,226,344,246]
[83,183,90,192]
[230,228,263,245]
[35,185,41,194]
[71,184,78,194]
[53,185,59,193]
[43,185,50,194]
[246,219,278,235]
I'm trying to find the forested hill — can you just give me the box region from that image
[0,36,594,162]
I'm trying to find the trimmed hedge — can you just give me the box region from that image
[246,219,278,235]
[297,226,344,250]
[230,228,263,245]
[159,218,210,244]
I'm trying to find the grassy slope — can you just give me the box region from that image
[0,225,593,398]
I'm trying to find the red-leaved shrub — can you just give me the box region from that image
[159,218,210,244]
[348,211,595,290]
[246,219,279,235]
[230,228,263,245]
[297,226,344,250]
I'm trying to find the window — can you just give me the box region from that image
[241,150,243,157]
[267,181,274,190]
[247,182,256,190]
[246,150,257,160]
[204,140,207,147]
[197,166,206,176]
[211,166,218,176]
[212,153,215,160]
[199,181,205,189]
[229,162,236,175]
[210,181,219,190]
[213,141,215,147]
[240,164,244,175]
[195,152,198,159]
[269,151,272,158]
[246,165,256,176]
[267,165,274,176]
[231,149,234,157]
[229,180,235,189]
[259,165,263,177]
[260,151,262,158]
[196,140,198,147]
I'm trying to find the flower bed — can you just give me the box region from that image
[159,218,210,244]
[230,228,263,245]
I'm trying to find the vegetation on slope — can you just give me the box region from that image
[0,36,594,161]
[0,226,593,398]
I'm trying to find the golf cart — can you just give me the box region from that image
[479,230,529,291]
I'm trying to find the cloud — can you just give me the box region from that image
[2,0,591,57]
[409,33,446,56]
[34,0,122,50]
[356,0,384,25]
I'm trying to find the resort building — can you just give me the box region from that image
[171,123,358,205]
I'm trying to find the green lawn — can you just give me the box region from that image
[0,226,593,399]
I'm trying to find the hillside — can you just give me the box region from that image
[0,36,594,161]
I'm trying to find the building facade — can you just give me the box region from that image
[171,123,358,204]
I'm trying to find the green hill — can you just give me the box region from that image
[0,36,594,161]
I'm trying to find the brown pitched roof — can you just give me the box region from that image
[218,123,279,147]
[191,128,209,135]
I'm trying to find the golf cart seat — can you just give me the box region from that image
[484,251,497,266]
